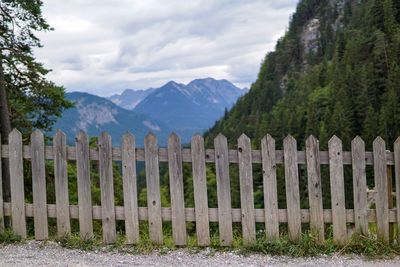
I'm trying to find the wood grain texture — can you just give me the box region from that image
[305,135,324,243]
[373,137,389,243]
[394,137,400,243]
[238,134,256,245]
[54,130,71,238]
[31,130,49,240]
[121,132,140,244]
[283,135,301,241]
[261,135,279,241]
[191,135,210,246]
[9,129,26,238]
[76,131,93,240]
[98,132,117,244]
[167,133,187,246]
[351,136,368,236]
[328,136,347,245]
[214,134,233,246]
[145,133,163,244]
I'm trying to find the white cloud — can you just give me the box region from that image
[34,0,298,96]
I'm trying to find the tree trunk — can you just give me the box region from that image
[0,60,11,204]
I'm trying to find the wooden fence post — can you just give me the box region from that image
[54,130,71,238]
[99,132,117,244]
[214,134,233,246]
[121,132,140,244]
[328,136,347,245]
[168,133,187,246]
[9,129,26,238]
[238,134,256,245]
[261,135,279,241]
[373,137,389,243]
[145,133,163,244]
[351,136,368,236]
[31,130,48,240]
[76,131,93,240]
[191,134,210,246]
[394,137,400,243]
[305,135,324,243]
[283,135,301,242]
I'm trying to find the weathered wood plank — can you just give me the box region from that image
[238,134,256,245]
[283,135,301,241]
[261,135,279,241]
[167,133,187,246]
[214,134,233,246]
[31,130,48,240]
[0,134,4,233]
[394,137,400,243]
[328,136,347,245]
[9,129,26,238]
[351,136,368,236]
[98,132,117,244]
[145,133,163,244]
[76,131,93,240]
[373,137,389,243]
[305,135,324,243]
[191,135,210,246]
[54,130,71,238]
[121,132,140,244]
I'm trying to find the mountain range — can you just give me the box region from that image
[52,78,246,144]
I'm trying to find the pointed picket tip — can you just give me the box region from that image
[306,135,318,144]
[214,133,227,142]
[122,131,134,139]
[191,133,203,140]
[31,129,44,141]
[55,129,66,138]
[263,134,275,142]
[9,128,22,138]
[373,136,385,145]
[351,135,365,146]
[283,134,296,145]
[168,132,180,142]
[328,135,342,144]
[145,132,157,143]
[237,133,250,142]
[77,130,88,138]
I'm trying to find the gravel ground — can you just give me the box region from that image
[0,241,399,267]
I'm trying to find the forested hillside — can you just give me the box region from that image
[205,0,400,150]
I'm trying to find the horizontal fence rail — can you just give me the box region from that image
[0,129,399,246]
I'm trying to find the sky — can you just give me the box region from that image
[34,0,298,96]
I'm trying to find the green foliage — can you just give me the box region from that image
[0,0,73,135]
[0,229,22,244]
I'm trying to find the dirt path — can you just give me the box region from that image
[0,241,399,267]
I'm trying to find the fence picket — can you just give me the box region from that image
[99,132,117,244]
[261,135,279,241]
[394,137,400,243]
[168,133,187,245]
[214,134,233,246]
[31,130,48,240]
[145,133,163,244]
[305,135,324,243]
[283,135,301,241]
[328,136,347,244]
[351,136,368,235]
[9,129,26,238]
[238,134,256,245]
[191,135,210,246]
[122,132,140,244]
[76,131,93,239]
[0,134,3,233]
[54,130,71,238]
[373,137,389,243]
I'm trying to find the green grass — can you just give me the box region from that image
[1,228,400,259]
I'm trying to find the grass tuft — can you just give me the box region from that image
[0,229,22,244]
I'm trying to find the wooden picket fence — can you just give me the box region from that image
[1,129,400,246]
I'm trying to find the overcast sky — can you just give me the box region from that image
[34,0,298,96]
